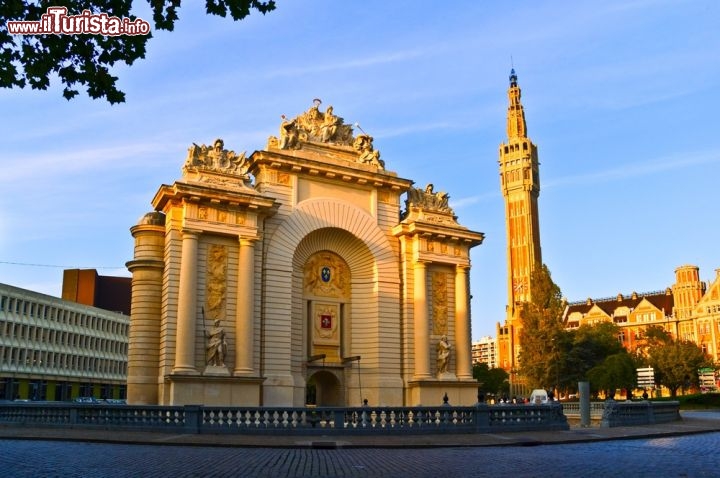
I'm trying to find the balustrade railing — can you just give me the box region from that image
[601,400,680,427]
[0,402,569,435]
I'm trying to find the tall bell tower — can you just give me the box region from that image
[497,69,542,373]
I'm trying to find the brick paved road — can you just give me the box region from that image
[2,432,719,478]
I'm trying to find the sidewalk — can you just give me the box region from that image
[2,411,719,448]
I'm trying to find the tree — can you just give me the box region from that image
[632,324,673,359]
[1,1,276,103]
[564,322,625,388]
[473,362,509,397]
[586,352,637,399]
[648,340,710,397]
[517,264,565,390]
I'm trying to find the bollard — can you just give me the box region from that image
[579,381,590,428]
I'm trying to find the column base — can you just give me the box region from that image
[406,379,478,406]
[204,365,231,376]
[172,366,198,375]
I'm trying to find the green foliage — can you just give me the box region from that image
[473,362,509,396]
[642,325,674,346]
[517,264,565,389]
[586,352,636,397]
[1,1,276,103]
[563,322,625,386]
[648,340,710,397]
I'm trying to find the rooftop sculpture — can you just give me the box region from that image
[184,138,248,177]
[269,99,384,169]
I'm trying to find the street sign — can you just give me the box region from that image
[637,367,655,387]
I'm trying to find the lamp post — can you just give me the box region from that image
[552,337,560,399]
[342,355,363,406]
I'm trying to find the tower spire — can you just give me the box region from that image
[506,68,527,139]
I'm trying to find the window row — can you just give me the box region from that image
[1,346,127,376]
[0,294,128,335]
[705,305,720,314]
[0,320,127,354]
[502,142,530,154]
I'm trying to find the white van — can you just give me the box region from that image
[528,389,549,405]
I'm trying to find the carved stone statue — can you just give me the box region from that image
[353,134,383,168]
[437,335,451,375]
[279,115,299,150]
[184,138,248,177]
[206,319,228,367]
[320,105,340,142]
[406,183,453,214]
[270,100,379,166]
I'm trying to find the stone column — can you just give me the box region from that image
[413,260,431,379]
[454,264,472,379]
[234,237,255,375]
[173,229,200,374]
[126,215,165,404]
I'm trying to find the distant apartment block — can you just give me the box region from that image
[0,283,129,401]
[472,336,498,368]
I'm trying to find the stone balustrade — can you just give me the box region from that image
[0,402,569,435]
[561,400,681,427]
[600,400,680,427]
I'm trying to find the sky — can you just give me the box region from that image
[1,0,719,341]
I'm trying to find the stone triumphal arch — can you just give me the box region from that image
[126,101,484,407]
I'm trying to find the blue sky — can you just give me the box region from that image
[1,0,718,340]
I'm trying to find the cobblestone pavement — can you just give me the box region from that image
[2,431,719,478]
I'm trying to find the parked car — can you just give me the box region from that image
[528,389,549,405]
[73,396,100,404]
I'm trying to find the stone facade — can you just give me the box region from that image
[564,265,720,365]
[126,101,484,407]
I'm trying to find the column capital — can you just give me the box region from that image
[238,236,257,247]
[181,228,203,237]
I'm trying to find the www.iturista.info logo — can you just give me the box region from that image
[7,7,151,36]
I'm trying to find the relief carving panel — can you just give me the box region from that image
[205,244,227,321]
[432,271,448,336]
[304,251,350,299]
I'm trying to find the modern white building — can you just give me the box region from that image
[0,283,129,401]
[472,336,498,369]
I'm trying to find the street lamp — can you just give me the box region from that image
[342,355,363,406]
[555,362,560,399]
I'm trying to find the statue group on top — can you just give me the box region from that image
[406,183,453,215]
[274,99,384,169]
[185,139,249,178]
